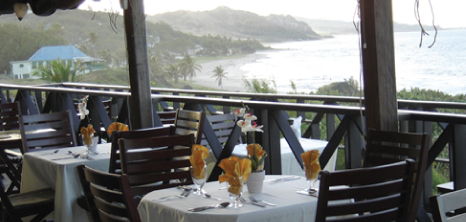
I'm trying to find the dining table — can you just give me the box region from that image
[20,143,112,222]
[138,175,320,222]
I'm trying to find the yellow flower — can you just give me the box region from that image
[189,145,210,180]
[301,150,321,180]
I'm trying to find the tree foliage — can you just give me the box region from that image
[211,65,228,89]
[0,22,66,73]
[32,59,84,83]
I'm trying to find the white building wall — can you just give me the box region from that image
[10,61,31,79]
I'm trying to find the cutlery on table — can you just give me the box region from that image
[156,189,191,201]
[265,176,301,183]
[249,196,276,206]
[240,197,266,207]
[188,202,230,212]
[296,190,318,197]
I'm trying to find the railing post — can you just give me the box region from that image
[452,124,466,190]
[345,115,363,169]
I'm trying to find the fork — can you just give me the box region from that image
[157,189,191,201]
[240,197,266,207]
[249,196,276,206]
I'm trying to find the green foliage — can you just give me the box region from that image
[211,65,228,89]
[32,59,84,83]
[243,78,277,93]
[0,22,66,73]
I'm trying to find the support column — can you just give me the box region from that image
[360,0,398,132]
[124,0,153,129]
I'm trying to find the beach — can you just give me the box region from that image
[193,53,268,92]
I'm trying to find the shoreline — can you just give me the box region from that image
[194,53,269,92]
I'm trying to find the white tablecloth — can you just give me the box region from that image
[231,138,336,175]
[138,175,319,222]
[21,143,112,222]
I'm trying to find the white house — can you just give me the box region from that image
[10,45,106,79]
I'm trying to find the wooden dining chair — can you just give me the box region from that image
[430,187,466,222]
[0,102,22,193]
[0,177,55,222]
[315,159,416,222]
[77,164,141,222]
[77,125,176,214]
[156,111,177,125]
[118,134,194,198]
[201,113,239,148]
[174,109,205,144]
[19,111,78,153]
[109,125,176,174]
[363,129,430,222]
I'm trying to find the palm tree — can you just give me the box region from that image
[165,63,181,84]
[32,59,84,83]
[211,65,228,89]
[180,55,202,81]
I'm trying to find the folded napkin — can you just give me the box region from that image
[80,124,95,146]
[218,156,251,195]
[189,145,209,180]
[301,149,321,180]
[107,122,129,136]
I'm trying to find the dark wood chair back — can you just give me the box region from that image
[363,129,430,222]
[118,134,194,197]
[77,164,141,222]
[430,187,466,222]
[315,160,416,222]
[174,109,205,144]
[201,113,239,146]
[109,125,176,174]
[0,102,20,131]
[19,111,77,153]
[0,176,54,222]
[157,111,177,125]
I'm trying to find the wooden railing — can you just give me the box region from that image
[2,82,466,202]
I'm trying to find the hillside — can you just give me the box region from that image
[146,6,323,42]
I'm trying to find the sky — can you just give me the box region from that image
[79,0,465,28]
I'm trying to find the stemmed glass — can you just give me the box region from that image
[190,165,207,195]
[227,176,244,208]
[304,164,321,193]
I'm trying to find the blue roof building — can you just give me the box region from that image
[10,45,106,79]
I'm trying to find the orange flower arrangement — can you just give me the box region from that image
[189,145,209,180]
[301,150,321,180]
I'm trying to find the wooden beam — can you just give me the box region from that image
[360,0,398,131]
[123,0,153,129]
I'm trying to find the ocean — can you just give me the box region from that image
[241,29,466,96]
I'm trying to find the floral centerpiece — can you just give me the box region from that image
[78,95,95,147]
[235,103,267,193]
[235,104,267,172]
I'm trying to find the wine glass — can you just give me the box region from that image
[190,165,206,195]
[304,164,321,193]
[227,176,244,208]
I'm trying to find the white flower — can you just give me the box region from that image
[236,119,264,133]
[78,100,89,120]
[235,108,246,117]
